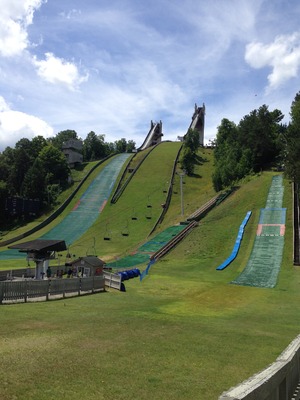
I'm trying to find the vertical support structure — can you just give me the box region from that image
[35,259,50,279]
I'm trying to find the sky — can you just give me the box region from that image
[1,0,300,151]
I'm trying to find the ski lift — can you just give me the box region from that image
[147,195,152,208]
[121,220,129,236]
[146,207,152,220]
[87,237,97,255]
[131,207,138,220]
[103,223,111,240]
[66,245,72,259]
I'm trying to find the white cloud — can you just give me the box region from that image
[59,9,82,20]
[0,0,44,57]
[245,32,300,90]
[0,96,10,112]
[32,52,89,90]
[0,96,53,150]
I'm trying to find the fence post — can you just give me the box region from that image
[0,282,3,304]
[46,280,50,301]
[24,280,28,303]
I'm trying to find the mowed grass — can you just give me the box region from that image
[0,145,300,399]
[70,141,183,260]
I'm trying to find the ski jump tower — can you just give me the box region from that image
[138,120,163,151]
[188,103,205,145]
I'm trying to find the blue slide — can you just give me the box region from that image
[216,211,252,271]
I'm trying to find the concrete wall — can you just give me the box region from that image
[219,335,300,400]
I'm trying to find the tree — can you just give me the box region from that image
[0,180,9,223]
[180,129,201,176]
[0,152,10,182]
[31,136,48,158]
[238,105,283,171]
[284,92,300,183]
[22,159,46,200]
[184,128,200,152]
[126,140,136,153]
[213,119,239,162]
[38,145,70,186]
[10,147,32,195]
[180,147,196,175]
[49,130,78,150]
[115,138,127,153]
[83,132,107,161]
[212,106,284,191]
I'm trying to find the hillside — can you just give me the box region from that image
[0,142,299,400]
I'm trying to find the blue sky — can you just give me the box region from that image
[0,0,300,151]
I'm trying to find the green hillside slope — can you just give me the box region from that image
[0,143,299,400]
[71,141,185,260]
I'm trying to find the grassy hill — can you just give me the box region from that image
[0,142,299,400]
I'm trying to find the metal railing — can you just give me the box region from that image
[150,221,198,261]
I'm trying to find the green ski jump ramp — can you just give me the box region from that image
[232,175,286,288]
[0,153,131,260]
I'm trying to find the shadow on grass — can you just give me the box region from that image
[195,154,208,165]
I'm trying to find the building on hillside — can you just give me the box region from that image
[62,139,83,167]
[65,256,105,277]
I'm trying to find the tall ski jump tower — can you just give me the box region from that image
[189,103,205,145]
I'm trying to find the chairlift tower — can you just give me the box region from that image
[9,239,67,279]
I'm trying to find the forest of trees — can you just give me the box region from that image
[0,130,136,226]
[212,92,300,192]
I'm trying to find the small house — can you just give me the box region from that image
[67,256,105,277]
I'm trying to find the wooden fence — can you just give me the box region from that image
[0,267,35,281]
[103,271,122,290]
[0,276,105,304]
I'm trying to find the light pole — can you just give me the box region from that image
[177,171,185,216]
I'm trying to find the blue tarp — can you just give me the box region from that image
[216,211,252,271]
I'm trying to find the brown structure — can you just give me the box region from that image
[66,256,105,277]
[62,138,83,167]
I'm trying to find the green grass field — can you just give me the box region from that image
[0,144,299,400]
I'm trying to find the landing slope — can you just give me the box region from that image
[0,153,130,260]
